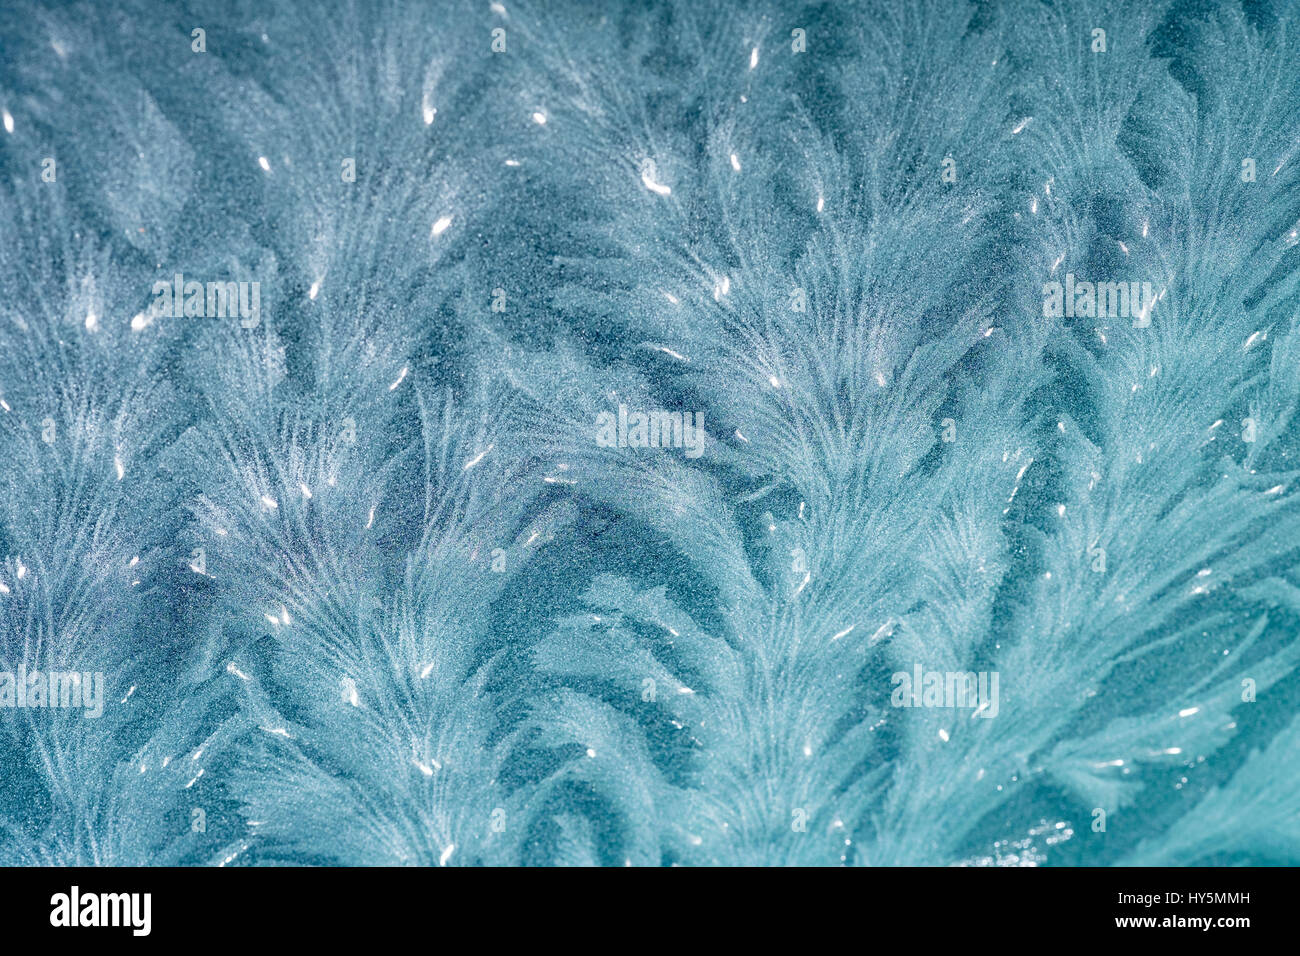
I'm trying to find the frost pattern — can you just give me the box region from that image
[1,0,1298,866]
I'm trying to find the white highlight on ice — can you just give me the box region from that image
[439,845,455,866]
[422,99,437,125]
[258,156,271,172]
[749,47,759,70]
[366,506,376,529]
[531,111,547,125]
[261,495,278,510]
[816,194,824,213]
[341,676,359,707]
[463,444,493,471]
[642,166,671,196]
[309,279,321,300]
[389,366,409,390]
[114,456,125,480]
[869,619,895,646]
[1179,707,1199,718]
[831,623,855,642]
[414,759,439,777]
[730,152,741,172]
[299,482,312,499]
[226,661,251,681]
[2,110,12,134]
[650,344,689,362]
[431,215,453,236]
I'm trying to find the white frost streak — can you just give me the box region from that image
[226,662,251,681]
[642,167,671,196]
[463,444,493,471]
[868,619,895,646]
[648,344,689,363]
[341,676,359,707]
